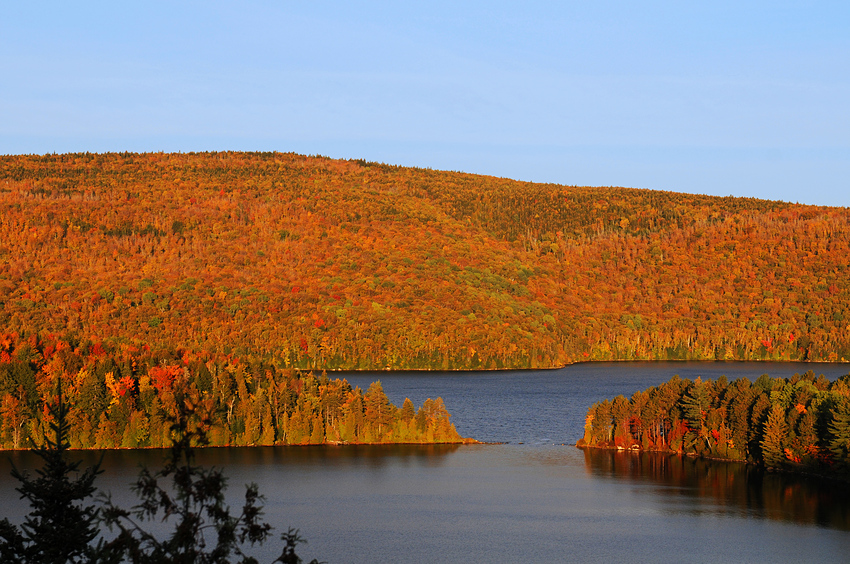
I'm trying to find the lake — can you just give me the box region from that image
[2,361,850,562]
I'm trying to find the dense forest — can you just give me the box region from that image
[0,332,465,450]
[1,151,848,370]
[578,371,850,479]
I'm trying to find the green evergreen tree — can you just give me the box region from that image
[364,381,393,440]
[610,395,632,445]
[727,378,754,459]
[99,389,318,563]
[0,384,102,564]
[681,379,711,452]
[793,409,818,464]
[761,404,788,468]
[828,399,850,471]
[681,379,710,430]
[747,393,772,462]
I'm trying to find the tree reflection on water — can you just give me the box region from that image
[582,447,850,531]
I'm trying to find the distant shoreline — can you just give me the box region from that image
[314,359,850,373]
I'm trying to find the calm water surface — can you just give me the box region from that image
[345,360,850,445]
[2,362,850,563]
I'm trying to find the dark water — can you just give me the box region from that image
[2,362,850,563]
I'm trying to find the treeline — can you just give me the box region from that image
[578,371,850,479]
[1,151,849,369]
[0,332,465,450]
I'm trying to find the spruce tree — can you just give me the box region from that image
[399,398,415,423]
[761,404,788,468]
[590,400,612,444]
[747,393,772,462]
[681,379,711,452]
[0,384,102,564]
[98,389,319,563]
[828,399,850,472]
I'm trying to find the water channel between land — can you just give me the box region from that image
[3,361,850,563]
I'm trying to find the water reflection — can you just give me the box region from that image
[0,444,463,529]
[582,447,850,530]
[1,443,461,484]
[187,443,463,469]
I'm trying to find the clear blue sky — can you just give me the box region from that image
[2,2,848,207]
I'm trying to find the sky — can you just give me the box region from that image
[1,1,848,207]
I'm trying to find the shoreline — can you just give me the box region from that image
[315,359,850,373]
[0,437,483,453]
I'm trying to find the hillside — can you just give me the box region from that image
[1,151,849,369]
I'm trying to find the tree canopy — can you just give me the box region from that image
[579,370,850,480]
[0,383,319,563]
[0,333,466,450]
[1,151,848,370]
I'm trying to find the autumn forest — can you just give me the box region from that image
[1,151,849,450]
[579,371,850,480]
[2,151,849,369]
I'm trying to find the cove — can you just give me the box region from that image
[2,361,849,563]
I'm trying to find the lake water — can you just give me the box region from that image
[2,361,850,562]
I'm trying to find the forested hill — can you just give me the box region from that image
[1,151,849,370]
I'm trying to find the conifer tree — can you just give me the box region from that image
[399,398,415,423]
[681,379,711,452]
[609,395,632,445]
[760,404,788,468]
[364,381,393,440]
[828,399,850,471]
[98,388,318,563]
[589,400,612,444]
[0,384,102,564]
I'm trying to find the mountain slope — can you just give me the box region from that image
[1,151,848,368]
